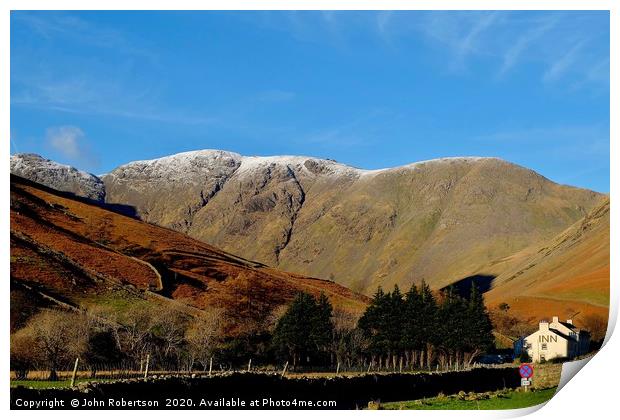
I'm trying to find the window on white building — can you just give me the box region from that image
[541,343,547,350]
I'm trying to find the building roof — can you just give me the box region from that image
[549,328,577,342]
[559,321,579,332]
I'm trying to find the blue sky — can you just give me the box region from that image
[10,11,610,192]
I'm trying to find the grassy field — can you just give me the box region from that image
[380,388,556,410]
[10,378,117,389]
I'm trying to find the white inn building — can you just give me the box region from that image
[522,316,590,362]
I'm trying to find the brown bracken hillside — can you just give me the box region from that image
[484,197,609,326]
[10,175,368,333]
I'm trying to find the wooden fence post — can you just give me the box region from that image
[336,361,340,375]
[281,361,288,378]
[247,359,252,372]
[70,357,79,387]
[209,357,213,377]
[144,354,150,379]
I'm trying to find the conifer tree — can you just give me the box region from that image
[358,286,390,356]
[436,286,468,368]
[463,283,494,364]
[272,292,334,367]
[312,293,334,353]
[386,285,405,355]
[418,281,439,368]
[402,283,422,355]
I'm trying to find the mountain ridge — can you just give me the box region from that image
[11,150,605,295]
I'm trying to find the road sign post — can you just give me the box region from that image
[519,363,534,392]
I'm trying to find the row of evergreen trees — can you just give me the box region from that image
[272,282,494,370]
[358,283,494,369]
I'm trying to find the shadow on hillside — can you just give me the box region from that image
[441,274,496,298]
[10,174,138,218]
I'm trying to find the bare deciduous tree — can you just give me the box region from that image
[185,307,225,371]
[10,328,38,379]
[153,307,188,363]
[117,305,157,364]
[581,313,608,343]
[17,310,88,380]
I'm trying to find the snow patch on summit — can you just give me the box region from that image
[10,153,106,201]
[235,155,363,179]
[104,150,243,184]
[359,157,498,177]
[107,150,500,184]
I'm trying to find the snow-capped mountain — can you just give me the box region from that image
[100,150,602,294]
[10,153,106,202]
[10,149,603,294]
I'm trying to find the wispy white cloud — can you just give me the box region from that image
[454,12,499,65]
[46,126,84,159]
[376,11,393,39]
[585,57,610,84]
[12,77,215,126]
[10,12,215,125]
[244,11,607,90]
[371,11,606,89]
[543,40,587,82]
[45,125,100,168]
[415,11,500,70]
[499,16,558,76]
[11,10,609,133]
[13,12,155,60]
[12,78,100,107]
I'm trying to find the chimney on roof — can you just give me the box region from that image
[540,320,549,331]
[552,316,559,323]
[567,319,573,325]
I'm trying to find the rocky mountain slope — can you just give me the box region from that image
[100,150,604,294]
[10,175,368,334]
[10,153,105,202]
[484,196,609,324]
